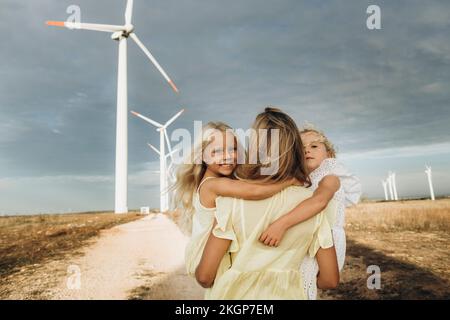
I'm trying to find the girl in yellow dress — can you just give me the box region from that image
[173,121,299,278]
[194,107,339,299]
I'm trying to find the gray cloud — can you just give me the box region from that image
[1,0,449,212]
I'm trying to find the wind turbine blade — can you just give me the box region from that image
[46,21,124,33]
[125,0,134,24]
[129,33,179,93]
[166,149,180,176]
[163,129,180,165]
[164,109,185,128]
[163,130,173,154]
[147,143,161,155]
[167,163,176,180]
[167,147,179,159]
[130,111,163,128]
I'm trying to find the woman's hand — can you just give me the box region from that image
[259,219,288,247]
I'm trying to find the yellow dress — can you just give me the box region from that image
[200,185,336,300]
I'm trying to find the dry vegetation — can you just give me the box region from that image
[322,199,450,300]
[1,200,448,300]
[166,200,450,299]
[346,199,450,232]
[0,211,143,280]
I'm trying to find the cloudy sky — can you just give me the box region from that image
[1,0,449,214]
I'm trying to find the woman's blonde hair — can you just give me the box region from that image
[172,121,234,234]
[300,124,336,158]
[235,107,311,186]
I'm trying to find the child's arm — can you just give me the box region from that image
[206,177,299,201]
[259,175,340,247]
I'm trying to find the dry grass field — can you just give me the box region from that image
[0,199,448,300]
[166,199,450,299]
[321,199,450,299]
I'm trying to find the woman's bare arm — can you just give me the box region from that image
[195,222,232,288]
[316,246,340,289]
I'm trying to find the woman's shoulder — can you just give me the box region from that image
[281,185,314,201]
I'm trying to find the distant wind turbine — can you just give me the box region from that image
[391,172,399,201]
[382,179,388,201]
[425,165,435,201]
[147,143,179,210]
[387,173,394,201]
[46,0,179,213]
[131,109,184,212]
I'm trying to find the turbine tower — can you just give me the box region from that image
[147,143,179,210]
[131,109,184,212]
[425,165,435,201]
[391,172,398,201]
[46,0,179,213]
[382,180,388,201]
[387,172,394,201]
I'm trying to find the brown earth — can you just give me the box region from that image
[321,199,450,299]
[1,199,449,299]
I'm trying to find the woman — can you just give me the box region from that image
[193,107,340,299]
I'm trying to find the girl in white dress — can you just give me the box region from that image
[259,126,361,299]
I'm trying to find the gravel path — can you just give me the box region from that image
[18,213,205,300]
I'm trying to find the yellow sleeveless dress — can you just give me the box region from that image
[200,185,337,300]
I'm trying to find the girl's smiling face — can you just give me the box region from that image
[203,130,237,177]
[301,132,329,172]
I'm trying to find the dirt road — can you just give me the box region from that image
[2,213,204,300]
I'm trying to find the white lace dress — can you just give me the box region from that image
[300,158,362,300]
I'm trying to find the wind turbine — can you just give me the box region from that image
[46,0,179,214]
[387,172,394,201]
[147,142,179,210]
[131,109,184,212]
[391,172,398,201]
[425,165,435,201]
[382,179,388,201]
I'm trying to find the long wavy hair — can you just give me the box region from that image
[172,121,234,233]
[235,107,311,186]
